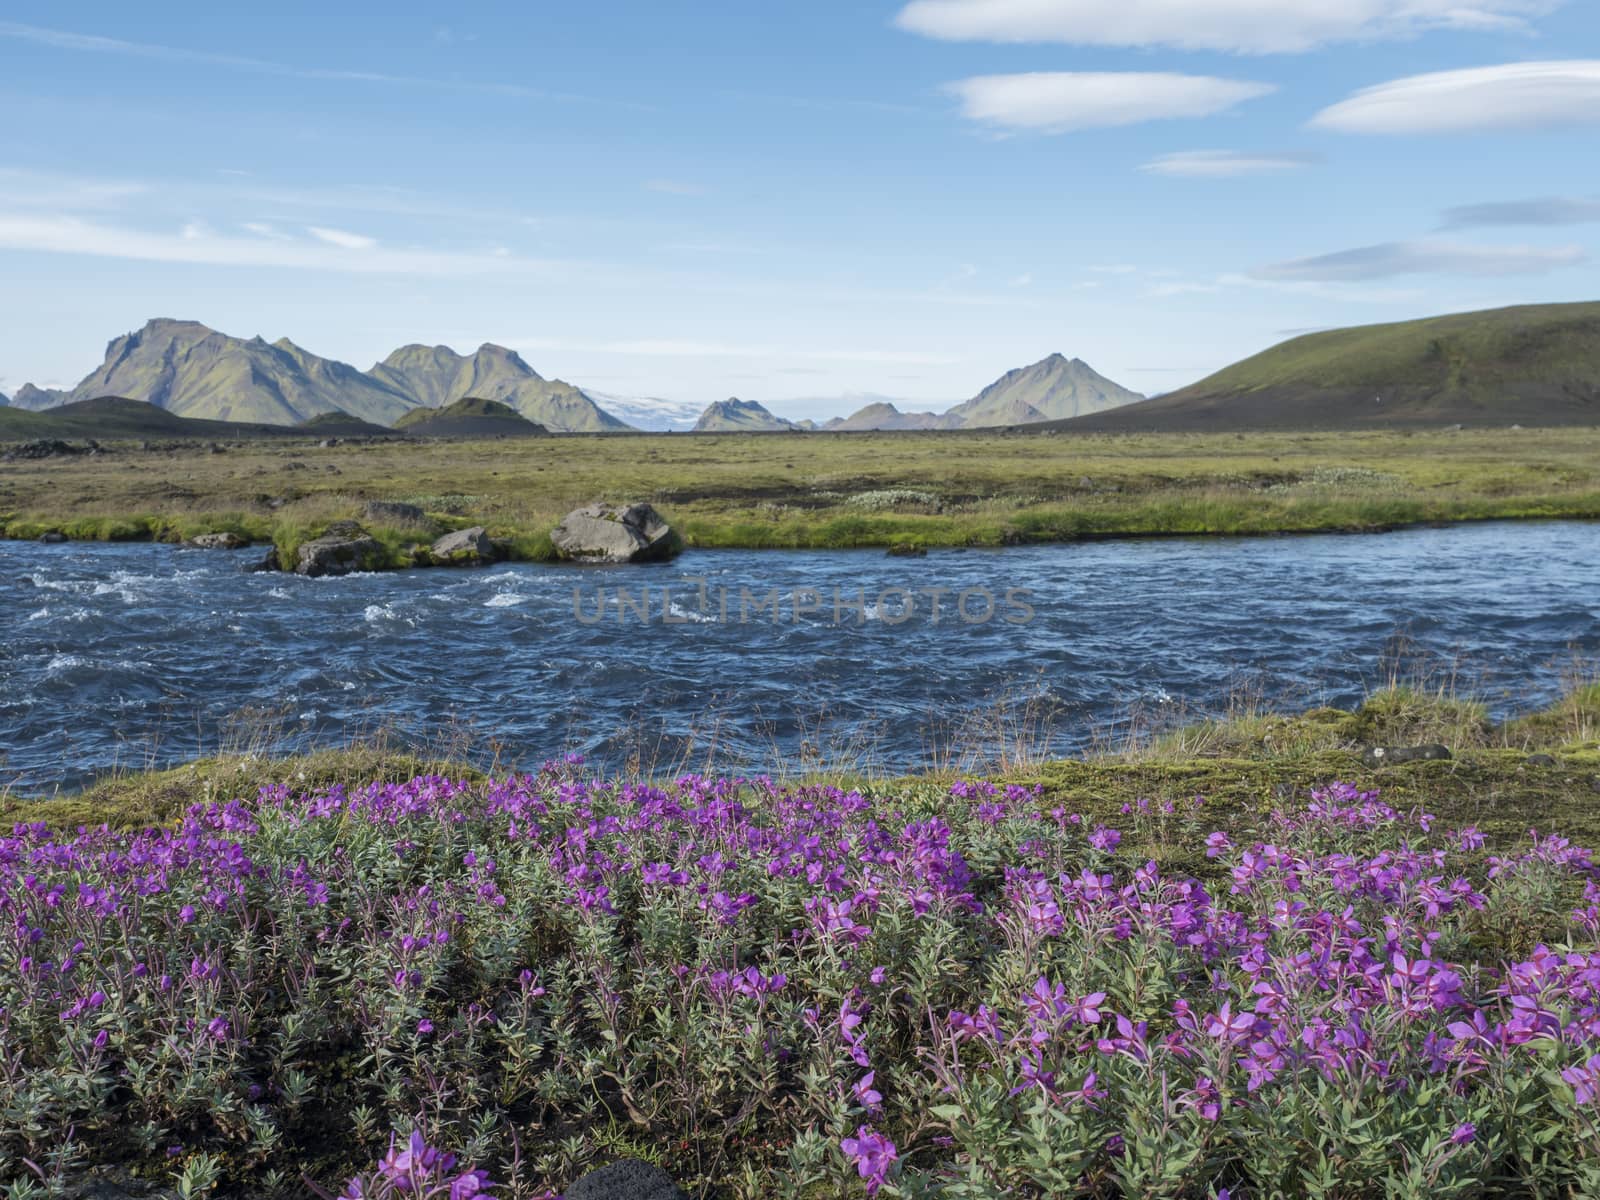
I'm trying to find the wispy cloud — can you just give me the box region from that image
[1441,196,1600,228]
[1312,61,1600,134]
[895,0,1559,54]
[306,226,378,250]
[947,72,1273,133]
[1252,239,1586,281]
[0,20,635,108]
[0,212,563,276]
[1140,150,1320,177]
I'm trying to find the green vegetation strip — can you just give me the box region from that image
[1,426,1597,562]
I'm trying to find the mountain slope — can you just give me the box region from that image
[33,320,419,426]
[1055,302,1600,432]
[693,398,798,432]
[372,343,631,433]
[948,353,1144,427]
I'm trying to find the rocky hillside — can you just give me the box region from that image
[693,397,798,432]
[14,319,418,426]
[12,320,635,433]
[371,344,627,433]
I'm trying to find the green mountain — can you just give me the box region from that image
[391,396,549,437]
[372,343,631,432]
[693,397,798,432]
[947,353,1144,427]
[34,319,419,426]
[824,401,962,431]
[1056,302,1600,432]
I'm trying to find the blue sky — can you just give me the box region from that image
[3,1,1599,419]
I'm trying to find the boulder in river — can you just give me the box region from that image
[551,502,681,564]
[293,521,384,577]
[245,546,281,573]
[1360,744,1452,767]
[37,531,68,543]
[563,1159,688,1200]
[186,532,249,550]
[429,526,495,566]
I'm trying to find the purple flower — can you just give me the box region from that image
[1451,1122,1476,1145]
[840,1125,897,1195]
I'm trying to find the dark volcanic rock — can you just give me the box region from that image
[293,521,383,577]
[245,546,281,573]
[37,531,68,543]
[564,1159,688,1200]
[886,543,927,558]
[1524,753,1560,768]
[551,502,681,564]
[5,438,83,461]
[1360,744,1452,767]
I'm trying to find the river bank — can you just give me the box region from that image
[3,425,1599,560]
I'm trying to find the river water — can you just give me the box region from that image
[2,521,1596,794]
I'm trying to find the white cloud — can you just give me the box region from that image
[1252,239,1586,281]
[0,213,555,276]
[1312,61,1600,133]
[895,0,1559,54]
[1140,150,1319,177]
[1009,272,1033,287]
[947,72,1273,133]
[306,225,377,250]
[1441,196,1600,227]
[241,222,291,239]
[0,167,148,211]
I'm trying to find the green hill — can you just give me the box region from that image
[295,410,398,438]
[1055,302,1600,431]
[391,396,550,438]
[0,396,311,440]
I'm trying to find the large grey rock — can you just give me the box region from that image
[1360,744,1452,767]
[564,1159,688,1200]
[294,521,384,577]
[186,532,249,550]
[430,526,495,565]
[37,531,68,543]
[362,500,427,525]
[552,502,681,564]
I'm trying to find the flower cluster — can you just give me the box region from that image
[1,770,1597,1198]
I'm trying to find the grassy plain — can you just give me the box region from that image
[3,425,1599,561]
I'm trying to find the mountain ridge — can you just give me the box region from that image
[13,320,632,433]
